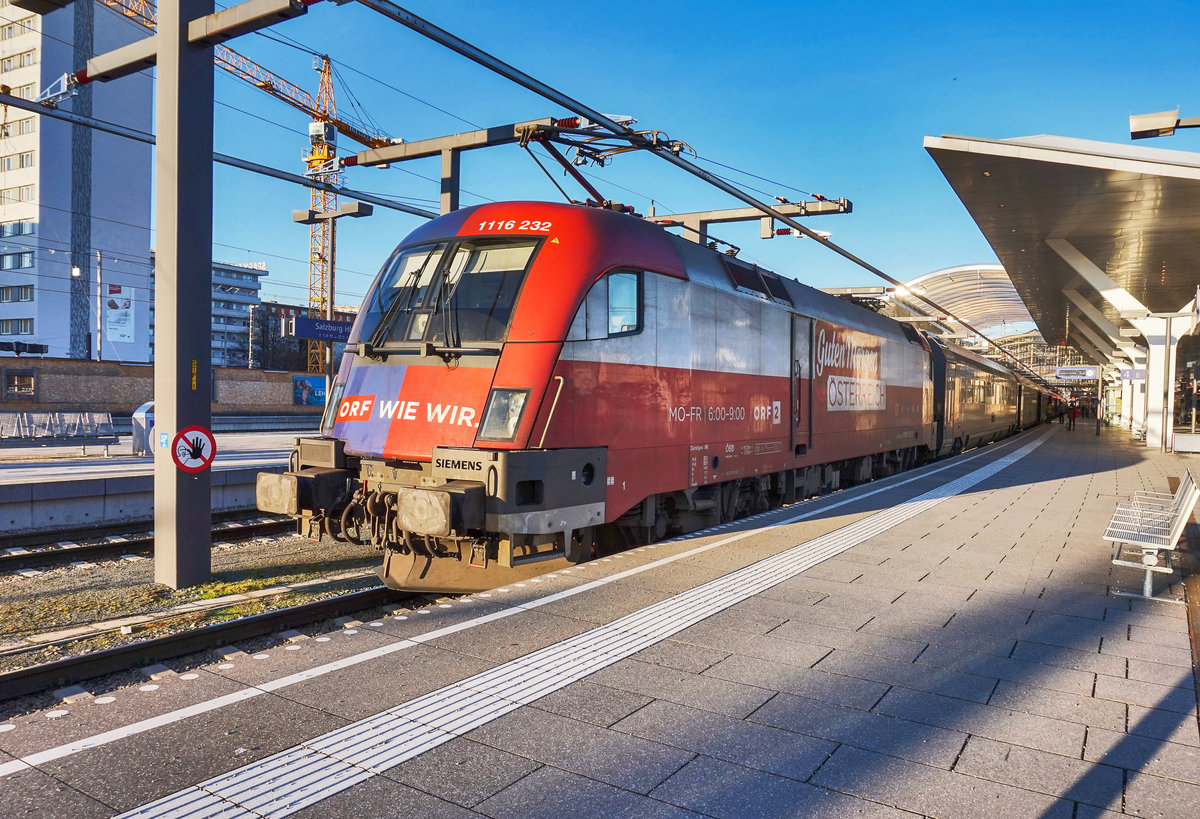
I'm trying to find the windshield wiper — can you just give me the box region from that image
[367,247,446,350]
[359,340,501,361]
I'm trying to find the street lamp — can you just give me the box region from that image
[1130,108,1200,139]
[292,201,373,395]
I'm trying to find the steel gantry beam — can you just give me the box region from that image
[647,201,851,245]
[347,118,554,214]
[0,89,437,218]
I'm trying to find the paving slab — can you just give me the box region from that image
[529,679,654,729]
[382,735,541,808]
[815,647,1000,703]
[587,657,776,719]
[39,693,348,813]
[811,743,1073,818]
[652,754,917,818]
[989,679,1128,733]
[292,772,480,819]
[0,767,114,819]
[873,686,1087,757]
[1123,769,1200,819]
[953,735,1125,810]
[612,698,835,781]
[1084,726,1200,785]
[272,642,496,721]
[750,691,968,768]
[475,766,702,819]
[670,620,833,668]
[464,706,693,794]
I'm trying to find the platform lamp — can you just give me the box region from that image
[292,201,373,398]
[1130,109,1200,139]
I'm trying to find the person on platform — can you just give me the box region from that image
[1067,402,1078,431]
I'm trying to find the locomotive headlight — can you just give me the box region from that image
[477,388,530,442]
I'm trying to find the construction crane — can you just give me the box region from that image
[95,0,393,372]
[302,56,341,373]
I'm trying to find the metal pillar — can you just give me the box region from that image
[95,251,103,362]
[293,201,373,393]
[440,148,460,213]
[1120,377,1134,429]
[153,0,215,588]
[1129,315,1188,452]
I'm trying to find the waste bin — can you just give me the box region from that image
[132,401,154,456]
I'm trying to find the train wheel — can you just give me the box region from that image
[567,526,597,563]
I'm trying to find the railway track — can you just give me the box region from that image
[1,516,294,573]
[0,585,411,701]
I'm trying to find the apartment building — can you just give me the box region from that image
[0,1,153,361]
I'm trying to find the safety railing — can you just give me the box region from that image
[0,411,120,455]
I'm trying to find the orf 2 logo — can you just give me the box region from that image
[337,395,375,422]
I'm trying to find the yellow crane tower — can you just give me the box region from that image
[96,1,392,372]
[304,56,339,373]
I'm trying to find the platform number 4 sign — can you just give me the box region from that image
[171,426,217,474]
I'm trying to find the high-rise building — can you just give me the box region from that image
[0,2,152,362]
[148,259,269,368]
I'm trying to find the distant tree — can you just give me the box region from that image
[250,310,307,371]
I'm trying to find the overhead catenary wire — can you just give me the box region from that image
[0,90,436,220]
[355,0,1050,386]
[250,27,483,129]
[0,225,378,303]
[694,155,824,202]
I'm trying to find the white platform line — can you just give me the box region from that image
[116,433,1047,818]
[0,430,1026,783]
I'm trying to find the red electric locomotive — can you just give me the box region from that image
[257,200,1042,592]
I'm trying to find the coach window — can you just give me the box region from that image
[607,270,641,336]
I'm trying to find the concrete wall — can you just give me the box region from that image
[0,466,275,535]
[0,358,323,416]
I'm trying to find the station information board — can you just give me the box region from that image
[1055,366,1099,380]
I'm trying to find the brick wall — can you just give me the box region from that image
[0,358,323,416]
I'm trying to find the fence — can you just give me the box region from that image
[0,411,120,453]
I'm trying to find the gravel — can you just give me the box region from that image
[0,532,420,717]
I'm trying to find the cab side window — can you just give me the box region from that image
[568,269,644,341]
[606,271,641,336]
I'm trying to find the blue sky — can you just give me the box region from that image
[198,0,1200,307]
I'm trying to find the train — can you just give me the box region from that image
[256,200,1053,592]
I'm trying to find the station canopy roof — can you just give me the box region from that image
[903,264,1034,337]
[923,134,1200,354]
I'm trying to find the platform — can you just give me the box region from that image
[1,423,1197,817]
[0,431,299,482]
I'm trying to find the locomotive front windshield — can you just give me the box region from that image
[359,238,540,347]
